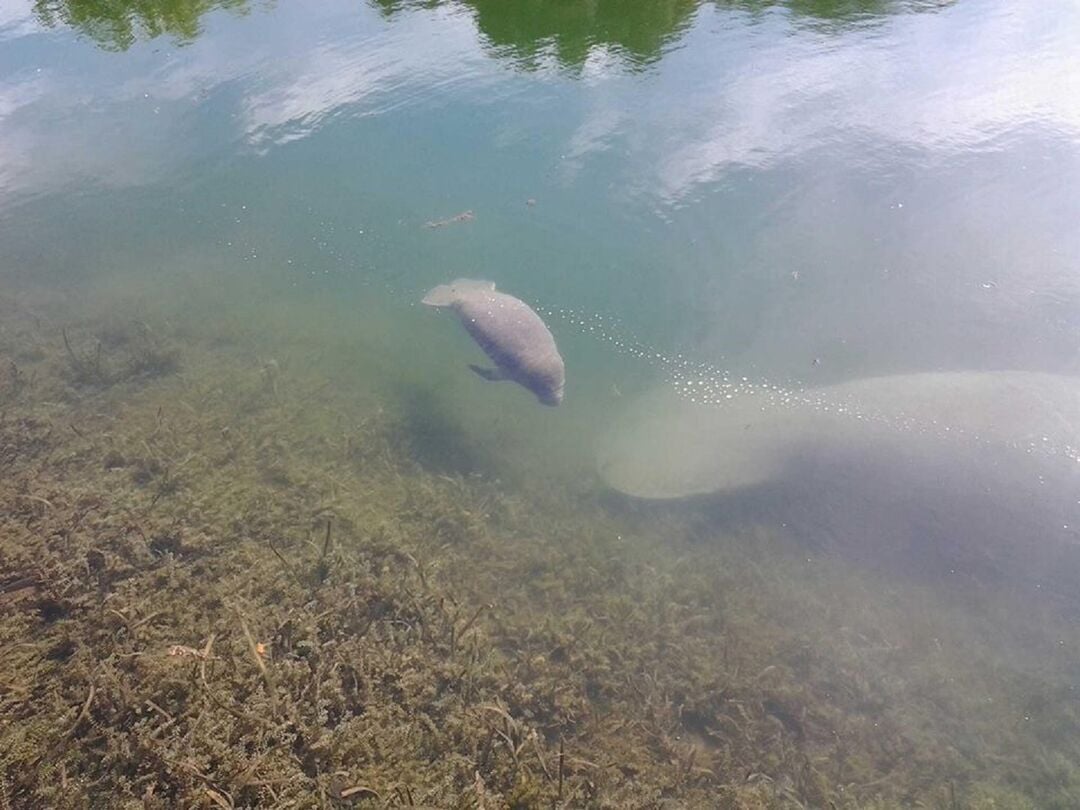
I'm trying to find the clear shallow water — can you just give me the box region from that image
[3,0,1078,371]
[3,0,1080,798]
[6,2,1078,328]
[3,1,1080,540]
[5,0,1080,502]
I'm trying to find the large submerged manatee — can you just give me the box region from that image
[422,279,565,406]
[597,371,1080,595]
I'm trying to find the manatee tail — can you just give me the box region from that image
[421,278,496,307]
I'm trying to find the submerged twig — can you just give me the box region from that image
[314,518,333,584]
[558,736,565,803]
[339,785,380,801]
[266,538,304,588]
[458,603,491,637]
[236,610,277,716]
[66,683,95,737]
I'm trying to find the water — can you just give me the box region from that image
[3,0,1080,806]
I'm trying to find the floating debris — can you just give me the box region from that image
[424,209,475,229]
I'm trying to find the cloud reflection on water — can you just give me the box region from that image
[240,6,494,149]
[0,0,1076,222]
[641,1,1080,206]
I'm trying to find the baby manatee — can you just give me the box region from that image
[422,279,565,406]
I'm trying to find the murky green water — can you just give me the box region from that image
[3,0,1080,805]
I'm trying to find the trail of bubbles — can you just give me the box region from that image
[534,302,1080,467]
[215,200,406,298]
[215,209,1080,468]
[535,303,859,419]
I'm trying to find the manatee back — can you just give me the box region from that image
[456,290,563,384]
[421,278,565,404]
[421,278,496,308]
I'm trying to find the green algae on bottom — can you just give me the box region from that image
[1,284,1080,809]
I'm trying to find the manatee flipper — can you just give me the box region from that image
[469,364,506,382]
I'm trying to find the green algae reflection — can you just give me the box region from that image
[373,0,950,72]
[370,0,698,71]
[33,0,255,51]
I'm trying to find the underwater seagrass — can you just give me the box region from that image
[422,279,566,406]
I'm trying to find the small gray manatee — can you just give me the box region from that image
[422,279,565,406]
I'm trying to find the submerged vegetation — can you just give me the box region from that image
[1,282,1080,809]
[60,319,180,389]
